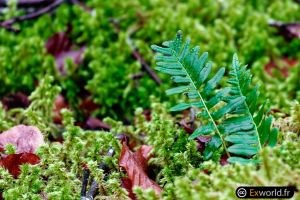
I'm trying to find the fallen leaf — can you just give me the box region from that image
[0,125,45,153]
[180,119,194,134]
[1,92,30,110]
[46,30,85,75]
[79,98,99,117]
[0,153,40,178]
[264,57,297,78]
[138,145,153,162]
[220,154,229,166]
[142,110,151,121]
[196,136,211,153]
[53,94,68,124]
[121,177,136,200]
[119,142,161,197]
[85,117,111,130]
[270,21,300,40]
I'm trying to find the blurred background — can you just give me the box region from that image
[0,0,299,122]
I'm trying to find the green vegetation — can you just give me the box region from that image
[0,0,299,199]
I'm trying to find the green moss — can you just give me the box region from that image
[0,0,300,199]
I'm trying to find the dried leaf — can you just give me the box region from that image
[121,177,136,200]
[0,153,40,178]
[85,117,111,130]
[220,154,229,166]
[142,110,151,121]
[53,94,68,124]
[1,92,30,110]
[119,142,161,197]
[79,98,99,116]
[270,21,300,40]
[264,58,297,78]
[0,125,45,153]
[46,31,85,75]
[180,119,195,134]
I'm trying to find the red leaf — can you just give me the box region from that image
[220,154,229,166]
[0,125,45,154]
[196,136,211,153]
[264,57,298,78]
[55,48,85,73]
[142,110,151,121]
[121,177,136,200]
[79,98,99,116]
[180,119,194,134]
[270,21,300,40]
[53,94,68,124]
[119,142,161,197]
[0,153,40,178]
[85,117,111,130]
[46,31,85,75]
[139,145,153,162]
[1,92,30,110]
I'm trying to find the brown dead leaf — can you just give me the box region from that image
[0,153,40,178]
[46,30,85,75]
[119,142,161,197]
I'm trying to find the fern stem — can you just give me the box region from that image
[181,65,231,158]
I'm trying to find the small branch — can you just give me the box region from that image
[130,72,145,80]
[1,0,64,26]
[131,49,162,85]
[80,148,115,200]
[110,18,162,85]
[0,0,53,8]
[80,167,90,197]
[0,0,82,32]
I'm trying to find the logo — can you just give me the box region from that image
[236,187,247,198]
[236,186,296,199]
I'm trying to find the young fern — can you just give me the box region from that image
[151,31,278,164]
[222,55,278,163]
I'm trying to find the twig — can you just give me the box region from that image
[131,49,162,85]
[0,0,52,8]
[80,148,115,200]
[0,0,87,31]
[1,0,64,25]
[110,18,162,85]
[130,72,145,80]
[80,167,90,197]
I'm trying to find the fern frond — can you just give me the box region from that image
[151,31,230,158]
[224,55,278,164]
[151,31,278,164]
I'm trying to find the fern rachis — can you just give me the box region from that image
[151,31,278,164]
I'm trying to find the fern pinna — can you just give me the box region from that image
[151,31,278,164]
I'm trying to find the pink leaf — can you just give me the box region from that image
[0,125,45,154]
[46,30,85,75]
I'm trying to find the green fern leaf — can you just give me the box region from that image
[151,31,278,164]
[224,54,278,163]
[151,31,231,158]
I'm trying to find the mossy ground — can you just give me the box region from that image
[0,0,299,199]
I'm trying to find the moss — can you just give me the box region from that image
[0,0,300,199]
[171,145,300,200]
